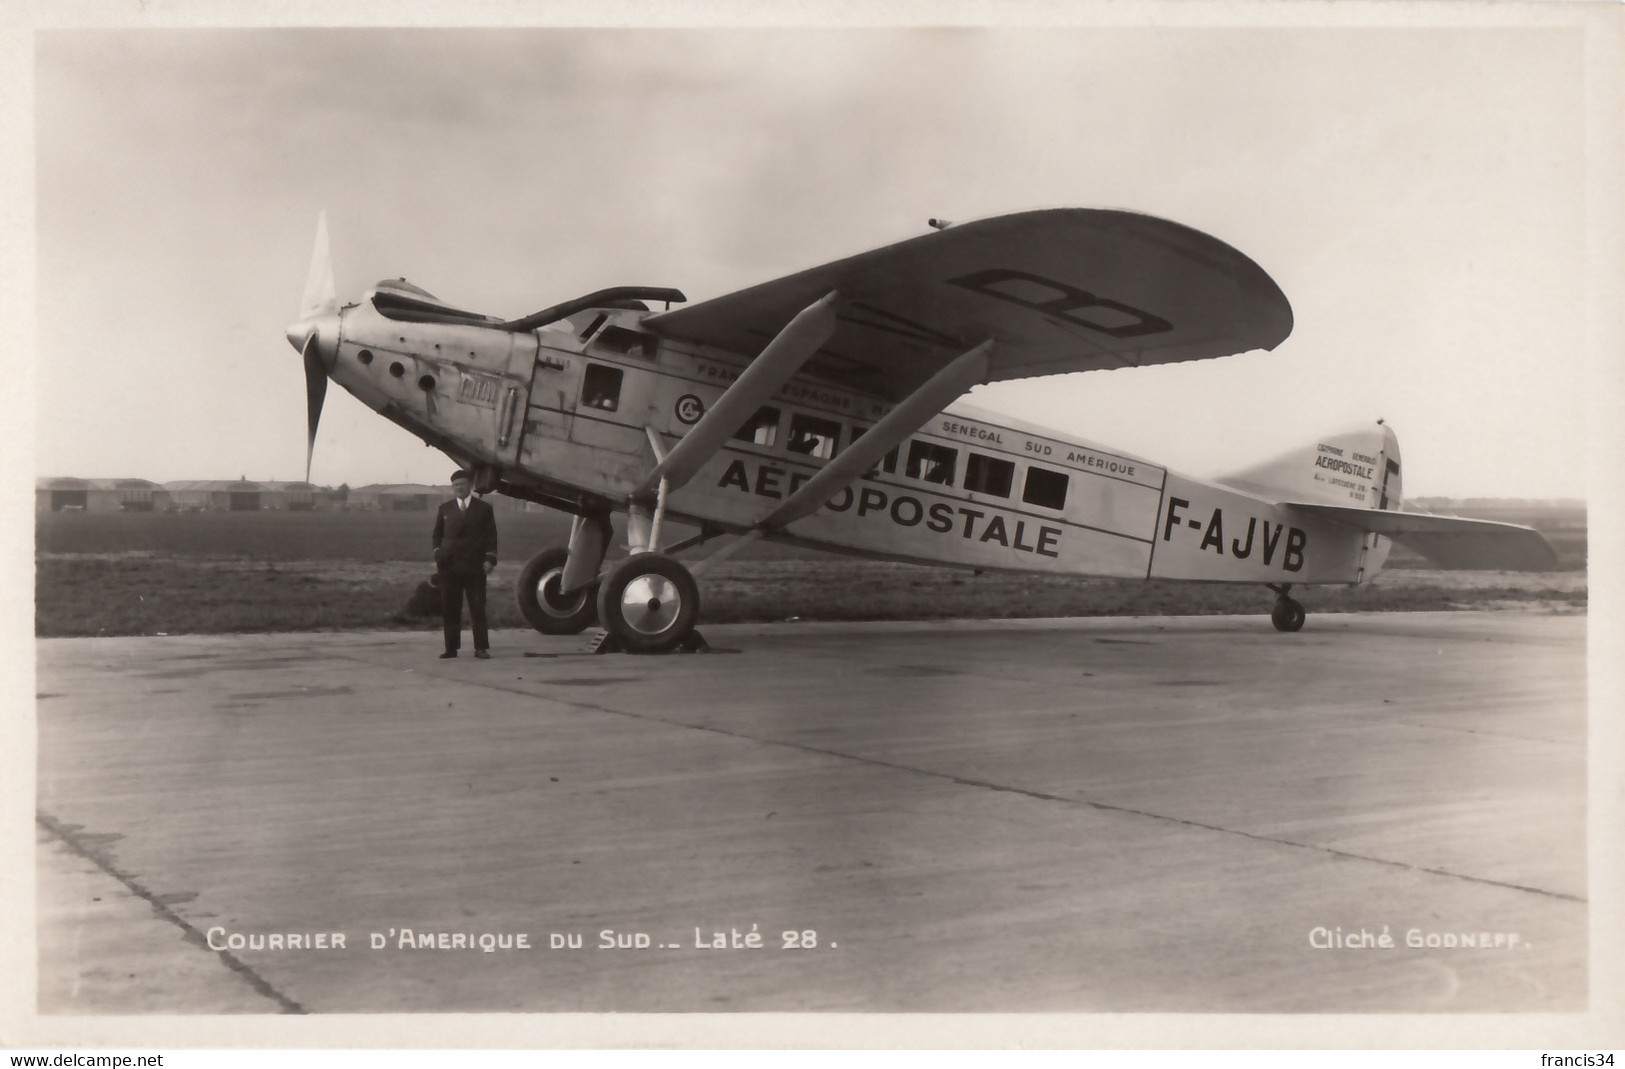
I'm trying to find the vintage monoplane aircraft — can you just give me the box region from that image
[284,209,1556,652]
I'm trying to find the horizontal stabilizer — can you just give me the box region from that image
[1280,502,1559,571]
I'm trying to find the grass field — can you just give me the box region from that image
[34,504,1587,637]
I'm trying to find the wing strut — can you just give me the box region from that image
[636,291,839,496]
[759,340,994,529]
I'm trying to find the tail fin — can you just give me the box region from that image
[1221,423,1556,571]
[1220,422,1402,511]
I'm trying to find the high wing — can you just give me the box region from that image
[644,208,1293,401]
[1280,502,1559,571]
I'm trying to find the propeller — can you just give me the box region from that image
[286,211,340,481]
[301,332,329,481]
[299,211,337,320]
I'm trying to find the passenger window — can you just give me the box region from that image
[850,425,899,474]
[964,453,1015,498]
[732,406,781,447]
[581,364,624,411]
[1022,466,1069,509]
[787,414,841,459]
[906,440,958,485]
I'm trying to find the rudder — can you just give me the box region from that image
[1219,422,1402,512]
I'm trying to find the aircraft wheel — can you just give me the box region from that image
[516,548,598,634]
[596,552,700,654]
[1271,596,1306,633]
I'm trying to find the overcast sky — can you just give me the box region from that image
[27,14,1612,498]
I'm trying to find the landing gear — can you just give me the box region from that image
[1268,584,1306,633]
[596,552,701,654]
[516,548,598,635]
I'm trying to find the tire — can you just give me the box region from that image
[595,552,700,654]
[516,548,598,635]
[1271,597,1306,633]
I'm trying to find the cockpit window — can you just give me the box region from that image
[592,325,659,359]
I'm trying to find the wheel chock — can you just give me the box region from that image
[583,628,711,655]
[584,629,619,654]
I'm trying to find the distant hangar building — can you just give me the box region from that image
[351,483,540,514]
[351,483,442,512]
[36,477,171,513]
[160,480,344,511]
[37,478,528,514]
[266,481,343,510]
[163,479,277,511]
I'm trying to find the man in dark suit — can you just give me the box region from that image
[432,469,498,659]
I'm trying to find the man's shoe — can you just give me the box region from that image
[439,651,458,659]
[474,649,491,660]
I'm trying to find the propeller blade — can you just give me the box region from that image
[302,332,328,481]
[299,211,337,321]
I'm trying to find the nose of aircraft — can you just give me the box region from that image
[284,312,340,368]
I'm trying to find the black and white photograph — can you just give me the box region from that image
[5,0,1622,1054]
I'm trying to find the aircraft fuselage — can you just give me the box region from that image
[327,299,1388,586]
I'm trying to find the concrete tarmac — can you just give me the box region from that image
[34,611,1587,1014]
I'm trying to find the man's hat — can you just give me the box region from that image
[450,469,472,482]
